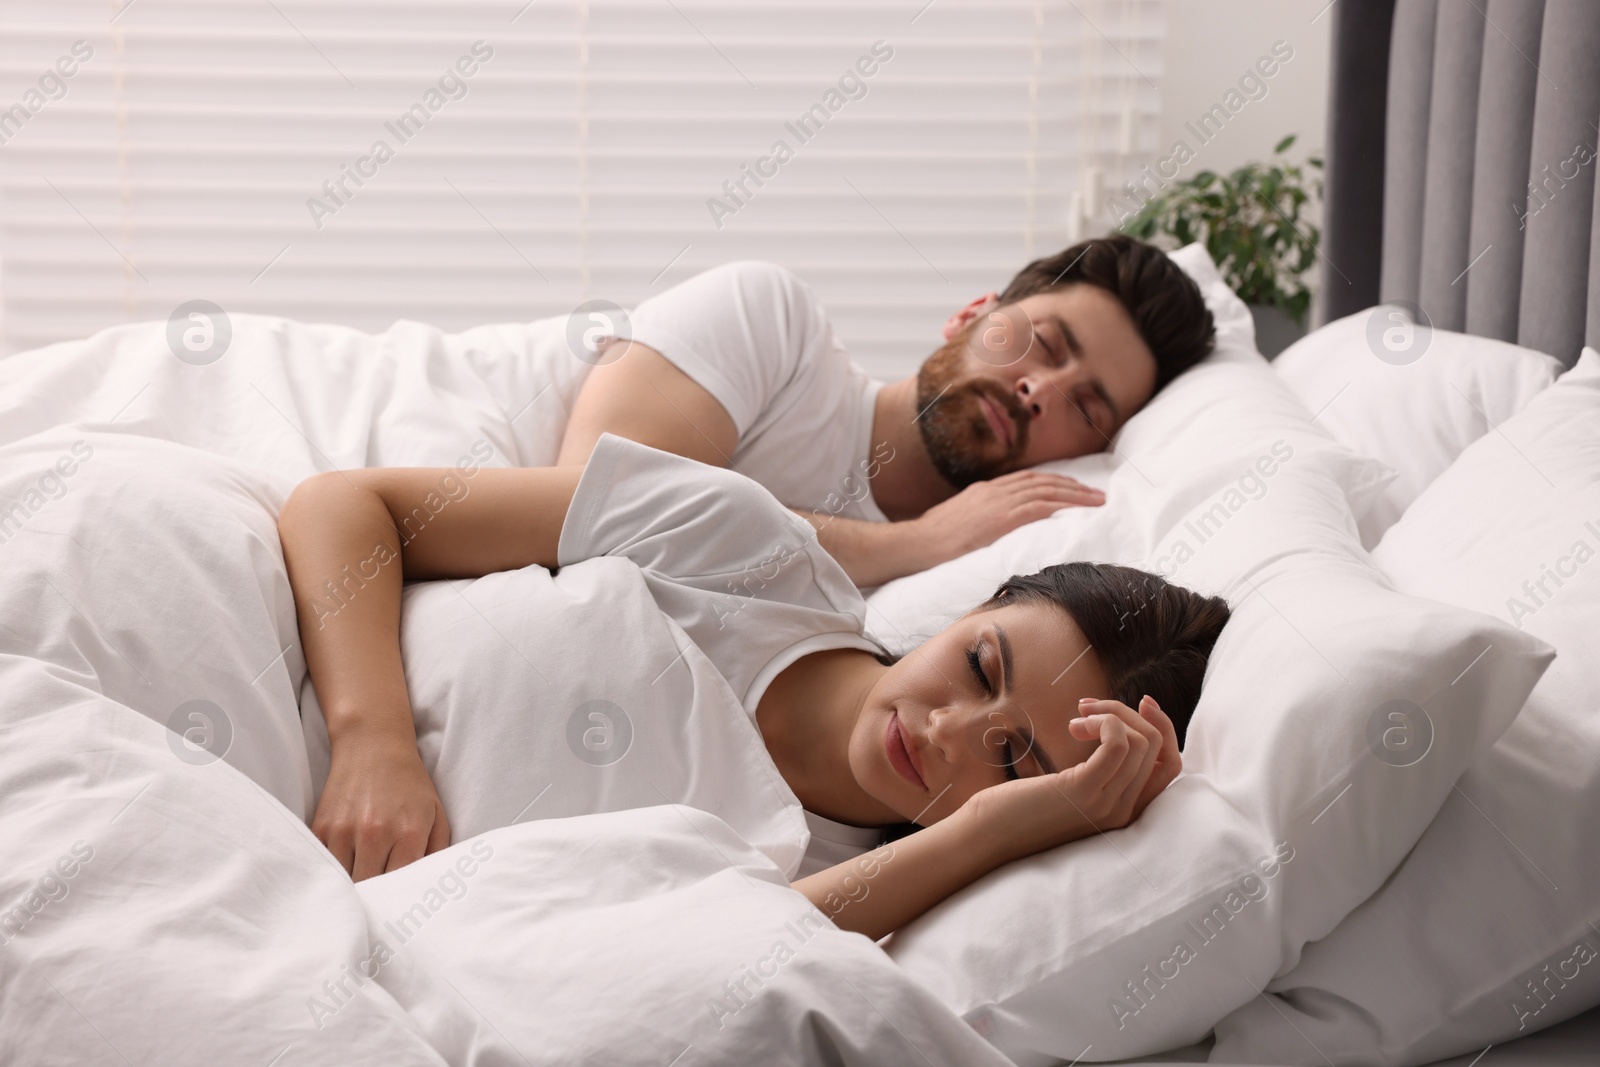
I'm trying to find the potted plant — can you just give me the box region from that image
[1120,134,1322,358]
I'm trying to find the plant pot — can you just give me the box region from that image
[1249,304,1306,360]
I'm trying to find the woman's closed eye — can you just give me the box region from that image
[965,644,992,695]
[1000,737,1021,782]
[969,642,1032,781]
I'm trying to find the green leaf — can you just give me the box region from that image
[1115,135,1320,301]
[1274,133,1297,154]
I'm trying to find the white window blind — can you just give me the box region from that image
[0,0,1162,377]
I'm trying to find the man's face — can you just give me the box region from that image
[915,284,1159,487]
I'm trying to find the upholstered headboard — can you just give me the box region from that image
[1321,0,1600,367]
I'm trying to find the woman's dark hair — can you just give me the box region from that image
[982,561,1230,745]
[998,234,1215,393]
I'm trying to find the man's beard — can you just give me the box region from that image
[914,333,1032,489]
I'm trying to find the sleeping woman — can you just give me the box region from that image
[277,434,1229,941]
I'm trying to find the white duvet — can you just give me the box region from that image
[0,315,1006,1066]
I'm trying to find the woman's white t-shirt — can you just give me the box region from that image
[303,434,892,878]
[558,433,884,716]
[557,434,890,875]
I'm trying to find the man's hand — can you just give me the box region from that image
[799,470,1104,587]
[961,696,1179,867]
[313,729,451,881]
[907,470,1106,567]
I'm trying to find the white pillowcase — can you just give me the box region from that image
[354,805,1015,1067]
[0,660,443,1067]
[1272,306,1562,546]
[885,444,1554,1064]
[1212,347,1600,1065]
[865,243,1394,653]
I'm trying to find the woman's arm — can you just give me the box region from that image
[795,697,1177,940]
[277,463,583,879]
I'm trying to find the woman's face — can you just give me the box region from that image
[849,600,1110,825]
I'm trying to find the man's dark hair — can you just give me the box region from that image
[982,561,1231,746]
[999,235,1216,392]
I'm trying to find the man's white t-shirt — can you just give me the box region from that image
[624,261,889,523]
[462,260,888,522]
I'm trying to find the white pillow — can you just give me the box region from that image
[1211,347,1600,1065]
[354,806,1015,1067]
[1273,306,1562,546]
[885,445,1554,1063]
[0,660,443,1066]
[865,244,1394,653]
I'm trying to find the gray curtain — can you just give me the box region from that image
[1335,0,1600,363]
[1320,0,1396,324]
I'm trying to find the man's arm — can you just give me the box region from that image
[557,344,1105,586]
[557,341,738,467]
[795,513,923,589]
[559,345,926,585]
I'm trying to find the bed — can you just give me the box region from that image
[2,1,1598,1064]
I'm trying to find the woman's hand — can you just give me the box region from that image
[794,698,1180,941]
[312,729,451,881]
[279,464,582,878]
[962,695,1180,867]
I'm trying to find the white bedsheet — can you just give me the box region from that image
[0,315,991,1066]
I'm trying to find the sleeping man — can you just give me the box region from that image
[557,233,1216,586]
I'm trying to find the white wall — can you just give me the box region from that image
[1158,0,1331,180]
[1140,0,1332,316]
